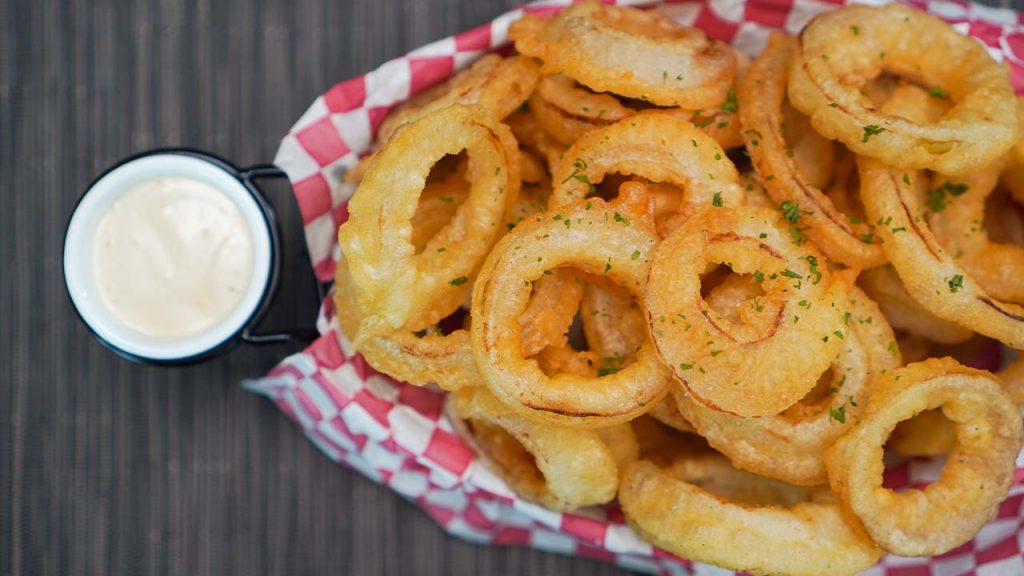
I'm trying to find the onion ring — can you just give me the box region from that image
[929,164,1024,304]
[528,74,636,146]
[788,4,1018,175]
[377,54,540,144]
[548,112,744,218]
[674,287,900,485]
[447,387,620,511]
[646,205,851,417]
[824,357,1023,556]
[620,456,882,576]
[510,3,735,109]
[334,254,479,391]
[471,195,670,428]
[339,104,520,333]
[741,34,884,267]
[860,161,1024,348]
[859,90,1024,349]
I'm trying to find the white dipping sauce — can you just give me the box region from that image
[92,177,255,339]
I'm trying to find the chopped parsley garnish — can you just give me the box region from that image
[597,354,623,377]
[712,192,723,207]
[614,212,631,225]
[829,403,847,423]
[754,271,765,283]
[631,250,641,260]
[861,125,886,143]
[947,274,964,293]
[449,276,468,286]
[781,200,800,224]
[781,269,803,280]
[850,25,860,35]
[804,255,822,284]
[928,86,949,99]
[720,87,738,114]
[561,157,595,193]
[679,363,693,371]
[925,181,969,213]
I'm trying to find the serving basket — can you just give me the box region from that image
[244,1,1024,573]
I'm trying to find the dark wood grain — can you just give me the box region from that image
[1,0,1019,575]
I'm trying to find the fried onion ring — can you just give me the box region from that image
[339,104,520,333]
[741,34,884,267]
[548,112,744,217]
[472,196,669,428]
[860,161,1024,348]
[620,456,883,576]
[788,4,1018,175]
[859,90,1024,349]
[377,54,540,144]
[646,205,851,417]
[674,288,900,485]
[334,254,478,391]
[510,3,735,109]
[448,387,619,511]
[529,73,744,150]
[824,357,1023,556]
[930,164,1024,304]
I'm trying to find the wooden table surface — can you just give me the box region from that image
[2,1,1020,575]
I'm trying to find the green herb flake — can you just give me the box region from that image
[861,125,886,143]
[829,403,847,424]
[925,181,969,213]
[781,200,800,224]
[720,87,738,114]
[947,274,964,293]
[449,276,468,286]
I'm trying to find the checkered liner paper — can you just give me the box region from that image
[243,0,1024,573]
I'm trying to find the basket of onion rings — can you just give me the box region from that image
[246,1,1024,574]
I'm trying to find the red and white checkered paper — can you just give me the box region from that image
[244,1,1024,573]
